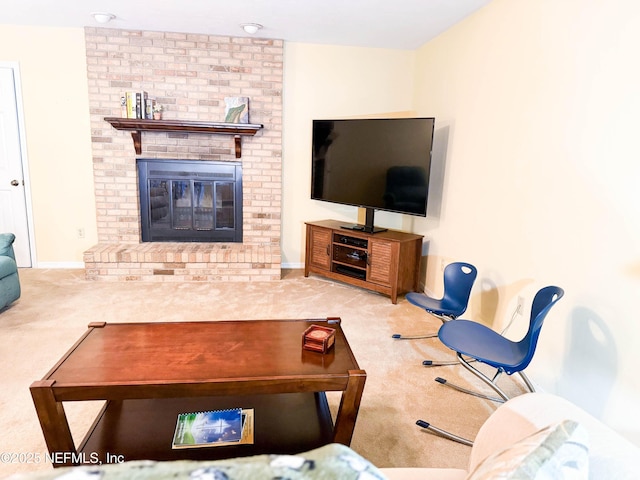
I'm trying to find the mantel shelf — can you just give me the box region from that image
[104,117,263,157]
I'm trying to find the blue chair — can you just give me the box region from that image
[393,262,477,341]
[416,286,564,445]
[0,233,21,311]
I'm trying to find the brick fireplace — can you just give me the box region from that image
[82,28,283,282]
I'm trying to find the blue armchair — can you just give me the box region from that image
[0,233,20,310]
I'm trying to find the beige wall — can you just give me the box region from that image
[0,25,96,265]
[281,43,416,265]
[413,0,640,442]
[1,29,416,268]
[2,1,639,442]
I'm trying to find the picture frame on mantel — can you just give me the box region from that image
[224,97,250,123]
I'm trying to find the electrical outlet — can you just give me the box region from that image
[516,296,525,315]
[77,228,85,239]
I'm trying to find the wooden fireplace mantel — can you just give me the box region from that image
[104,117,263,158]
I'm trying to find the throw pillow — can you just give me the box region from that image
[0,233,16,257]
[466,419,589,480]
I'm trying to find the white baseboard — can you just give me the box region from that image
[281,262,304,269]
[34,262,85,269]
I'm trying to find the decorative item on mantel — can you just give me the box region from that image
[153,103,164,120]
[224,97,250,123]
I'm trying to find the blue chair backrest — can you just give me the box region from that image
[441,262,478,316]
[513,286,564,373]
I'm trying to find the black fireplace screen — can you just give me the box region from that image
[137,159,242,242]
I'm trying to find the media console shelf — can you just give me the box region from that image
[305,220,423,304]
[104,117,263,157]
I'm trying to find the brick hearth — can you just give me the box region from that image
[84,243,278,282]
[83,28,283,281]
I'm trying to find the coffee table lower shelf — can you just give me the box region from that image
[77,392,334,464]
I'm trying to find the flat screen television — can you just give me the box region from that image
[311,117,435,233]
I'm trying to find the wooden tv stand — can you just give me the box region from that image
[305,220,423,304]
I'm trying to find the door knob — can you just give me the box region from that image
[11,180,20,186]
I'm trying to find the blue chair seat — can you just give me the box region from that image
[405,291,466,318]
[438,320,527,373]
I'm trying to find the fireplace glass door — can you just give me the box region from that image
[138,159,242,242]
[170,181,236,231]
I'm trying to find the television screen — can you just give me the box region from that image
[311,117,435,228]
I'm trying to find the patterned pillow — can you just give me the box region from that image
[466,420,589,480]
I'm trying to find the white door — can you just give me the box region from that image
[0,65,32,267]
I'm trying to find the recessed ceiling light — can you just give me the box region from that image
[92,12,116,24]
[241,23,263,35]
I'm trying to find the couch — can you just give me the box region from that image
[12,392,639,479]
[382,392,640,479]
[0,233,20,310]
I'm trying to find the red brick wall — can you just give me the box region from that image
[83,27,282,281]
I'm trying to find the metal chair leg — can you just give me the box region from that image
[392,332,438,339]
[434,353,509,403]
[456,353,510,401]
[391,313,453,340]
[422,359,460,366]
[416,420,473,446]
[423,356,477,367]
[420,359,533,447]
[393,313,457,364]
[519,371,536,393]
[434,377,505,403]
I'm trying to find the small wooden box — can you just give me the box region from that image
[302,325,336,353]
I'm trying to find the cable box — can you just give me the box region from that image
[334,234,368,249]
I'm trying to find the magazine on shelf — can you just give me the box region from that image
[224,96,250,123]
[172,407,254,449]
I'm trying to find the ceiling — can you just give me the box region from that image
[1,0,491,50]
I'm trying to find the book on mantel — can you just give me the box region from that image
[172,407,254,449]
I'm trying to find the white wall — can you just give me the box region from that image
[282,43,416,266]
[412,0,640,443]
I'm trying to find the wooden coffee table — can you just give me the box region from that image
[30,318,366,467]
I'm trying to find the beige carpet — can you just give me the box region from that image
[0,268,527,478]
